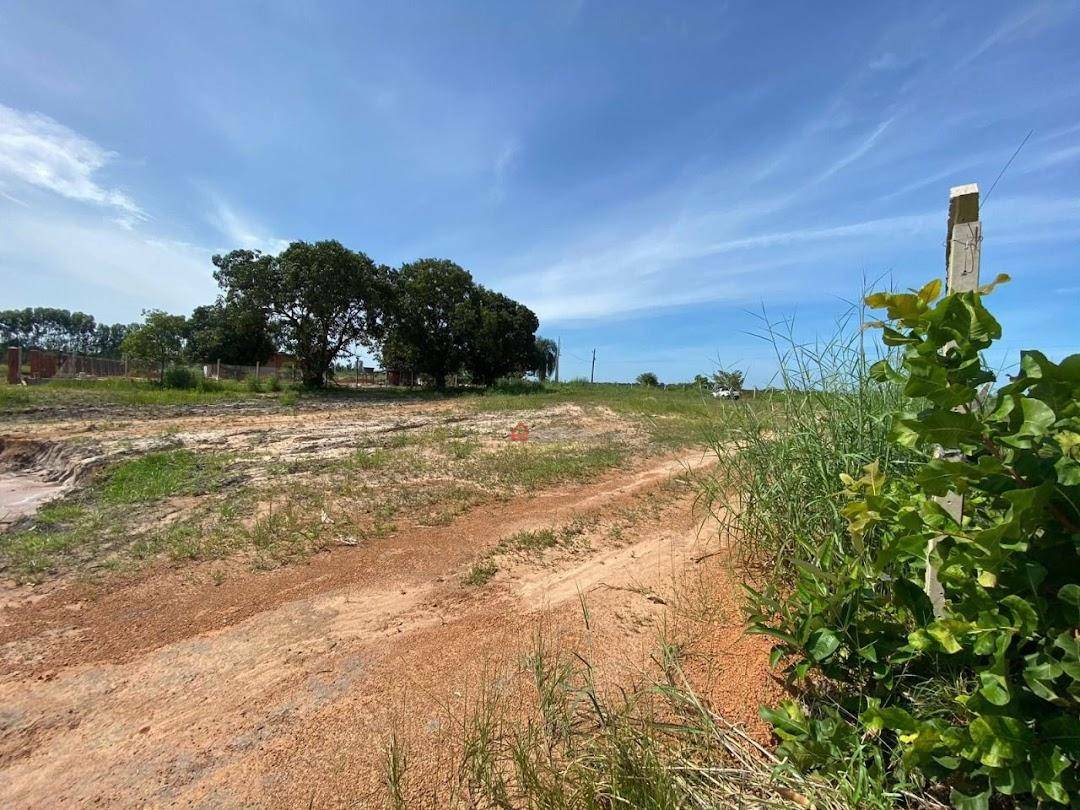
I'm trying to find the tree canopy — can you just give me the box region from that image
[1,307,135,356]
[12,243,540,391]
[464,287,539,386]
[186,300,277,365]
[636,371,660,387]
[380,259,540,390]
[713,369,744,390]
[213,241,391,387]
[120,310,188,377]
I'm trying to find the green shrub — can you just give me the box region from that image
[245,374,263,392]
[749,277,1079,807]
[490,377,543,395]
[162,366,197,389]
[196,374,223,393]
[268,375,283,392]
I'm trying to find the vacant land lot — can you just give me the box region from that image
[0,382,774,806]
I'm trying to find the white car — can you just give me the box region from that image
[712,387,740,400]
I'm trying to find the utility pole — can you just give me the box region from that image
[590,348,596,384]
[555,337,561,383]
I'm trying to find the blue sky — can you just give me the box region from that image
[1,1,1078,385]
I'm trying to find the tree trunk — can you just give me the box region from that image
[434,370,447,391]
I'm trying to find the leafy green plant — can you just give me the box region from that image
[751,277,1079,806]
[162,365,197,390]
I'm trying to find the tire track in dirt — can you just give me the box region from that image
[0,450,773,807]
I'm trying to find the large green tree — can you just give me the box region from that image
[380,259,477,390]
[212,241,391,387]
[186,300,277,365]
[464,287,539,386]
[120,310,188,379]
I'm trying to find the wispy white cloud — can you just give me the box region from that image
[814,118,893,184]
[205,195,290,255]
[490,139,520,203]
[0,205,216,316]
[0,103,145,218]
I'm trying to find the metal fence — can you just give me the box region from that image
[203,361,300,382]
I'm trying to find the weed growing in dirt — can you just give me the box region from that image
[350,448,389,470]
[101,450,229,503]
[386,631,853,809]
[1,500,115,581]
[33,502,86,526]
[462,559,497,586]
[469,443,625,490]
[446,439,477,460]
[498,528,558,554]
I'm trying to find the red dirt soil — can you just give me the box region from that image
[0,451,780,807]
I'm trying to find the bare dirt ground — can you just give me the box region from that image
[0,396,778,807]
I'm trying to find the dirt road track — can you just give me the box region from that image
[0,450,778,807]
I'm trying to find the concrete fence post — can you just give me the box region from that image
[925,183,982,618]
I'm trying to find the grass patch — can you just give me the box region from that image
[498,527,558,554]
[350,448,390,470]
[469,443,625,490]
[100,450,228,503]
[462,559,497,586]
[0,377,274,413]
[466,381,741,448]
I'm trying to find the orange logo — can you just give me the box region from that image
[509,422,529,442]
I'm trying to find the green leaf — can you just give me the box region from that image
[806,627,841,662]
[978,672,1011,706]
[861,702,917,733]
[966,715,1030,768]
[926,619,971,654]
[918,278,943,304]
[1002,595,1039,635]
[1017,398,1056,439]
[1031,745,1071,804]
[977,273,1011,295]
[950,786,990,810]
[1023,651,1063,702]
[868,358,905,384]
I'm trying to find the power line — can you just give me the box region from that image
[983,128,1034,206]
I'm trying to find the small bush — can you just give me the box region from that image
[162,366,197,389]
[636,371,659,387]
[245,374,263,392]
[196,375,223,393]
[268,375,283,392]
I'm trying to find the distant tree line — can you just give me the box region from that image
[0,307,135,357]
[6,240,556,390]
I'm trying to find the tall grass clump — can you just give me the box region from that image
[387,633,853,809]
[699,302,908,581]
